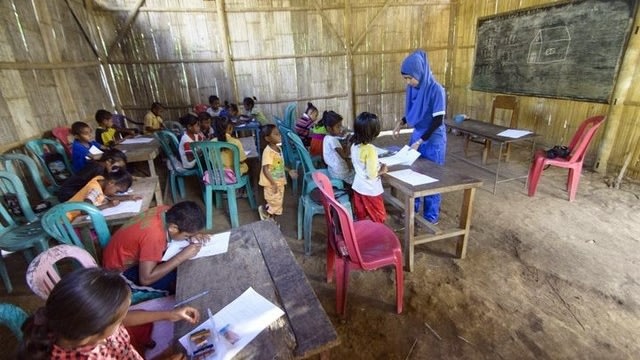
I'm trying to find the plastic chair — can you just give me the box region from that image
[51,126,73,157]
[286,130,352,255]
[0,303,28,341]
[0,153,56,202]
[312,172,403,316]
[155,130,199,203]
[284,103,297,130]
[24,138,74,188]
[40,202,111,261]
[0,171,50,293]
[25,244,98,300]
[112,114,143,134]
[191,141,257,229]
[276,120,300,195]
[464,95,519,164]
[164,120,185,138]
[528,115,605,201]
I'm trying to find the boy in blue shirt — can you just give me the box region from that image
[71,121,106,173]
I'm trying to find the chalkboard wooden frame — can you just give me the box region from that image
[471,0,638,103]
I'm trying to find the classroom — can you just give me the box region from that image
[0,0,639,359]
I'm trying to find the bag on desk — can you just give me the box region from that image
[545,145,571,159]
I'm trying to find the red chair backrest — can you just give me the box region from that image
[566,115,605,163]
[51,127,72,156]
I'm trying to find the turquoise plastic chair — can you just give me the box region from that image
[0,303,28,341]
[191,141,257,230]
[24,138,74,189]
[154,130,199,203]
[0,171,50,293]
[276,121,300,196]
[284,103,297,130]
[0,153,56,202]
[285,131,352,255]
[40,202,111,261]
[164,120,185,138]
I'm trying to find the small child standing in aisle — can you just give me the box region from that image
[350,112,388,223]
[258,124,297,221]
[322,111,354,184]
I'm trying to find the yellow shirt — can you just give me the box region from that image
[217,136,248,175]
[144,111,163,134]
[259,145,286,186]
[66,176,107,220]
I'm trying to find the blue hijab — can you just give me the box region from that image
[401,50,438,129]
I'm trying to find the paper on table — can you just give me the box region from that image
[373,145,389,157]
[378,145,421,167]
[387,169,438,186]
[119,137,155,144]
[161,232,230,261]
[244,150,251,156]
[100,199,142,217]
[89,145,103,155]
[178,287,285,360]
[496,129,532,138]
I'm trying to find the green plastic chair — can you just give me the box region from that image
[0,153,56,202]
[276,121,300,196]
[164,120,185,138]
[154,130,199,203]
[0,303,28,341]
[284,103,297,130]
[40,202,111,262]
[285,131,352,255]
[24,138,74,189]
[0,171,50,293]
[191,141,257,230]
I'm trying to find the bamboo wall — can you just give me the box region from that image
[0,0,639,179]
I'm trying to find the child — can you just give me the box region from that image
[258,125,297,221]
[310,111,334,157]
[178,113,203,169]
[19,267,199,359]
[206,95,223,117]
[66,169,140,221]
[143,102,165,134]
[198,111,215,140]
[350,112,388,223]
[295,102,319,147]
[71,121,106,173]
[242,96,268,125]
[214,116,249,176]
[220,101,240,121]
[323,111,354,184]
[95,109,135,147]
[58,148,128,202]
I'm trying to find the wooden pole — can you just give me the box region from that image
[345,0,356,122]
[216,0,239,103]
[106,0,146,60]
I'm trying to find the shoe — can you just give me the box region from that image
[258,205,269,221]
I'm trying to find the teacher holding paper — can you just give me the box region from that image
[393,49,447,224]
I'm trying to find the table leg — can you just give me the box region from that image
[456,187,476,259]
[524,138,537,190]
[493,143,504,194]
[404,194,415,272]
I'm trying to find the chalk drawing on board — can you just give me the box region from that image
[528,26,571,64]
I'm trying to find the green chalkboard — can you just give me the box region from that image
[471,0,637,103]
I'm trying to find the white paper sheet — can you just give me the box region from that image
[496,129,532,138]
[387,169,438,186]
[100,199,142,217]
[178,287,285,360]
[378,145,421,167]
[161,232,230,261]
[119,137,155,144]
[89,145,103,155]
[373,145,389,157]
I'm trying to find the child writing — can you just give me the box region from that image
[214,116,249,176]
[310,111,334,157]
[323,111,354,184]
[178,113,203,169]
[350,112,387,223]
[258,125,297,221]
[220,101,240,121]
[294,102,319,147]
[242,96,269,125]
[19,267,199,359]
[71,121,107,173]
[95,109,135,147]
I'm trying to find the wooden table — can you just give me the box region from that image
[175,221,339,358]
[116,137,163,205]
[384,159,483,272]
[445,119,538,194]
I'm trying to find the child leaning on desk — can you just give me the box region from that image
[71,121,108,173]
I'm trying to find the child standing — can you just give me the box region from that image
[258,125,297,221]
[322,111,354,184]
[71,121,106,173]
[214,116,249,176]
[242,96,269,125]
[350,112,388,223]
[178,113,203,169]
[294,102,319,147]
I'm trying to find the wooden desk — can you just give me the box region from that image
[384,160,483,272]
[175,221,339,358]
[116,137,163,205]
[445,119,538,194]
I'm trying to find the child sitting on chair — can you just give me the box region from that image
[178,113,203,169]
[242,97,269,125]
[71,121,107,173]
[323,111,354,184]
[214,116,249,177]
[95,109,135,147]
[295,102,319,147]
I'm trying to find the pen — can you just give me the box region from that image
[173,290,209,308]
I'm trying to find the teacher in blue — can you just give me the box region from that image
[393,49,447,225]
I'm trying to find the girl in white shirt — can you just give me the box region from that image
[178,113,203,169]
[322,111,354,184]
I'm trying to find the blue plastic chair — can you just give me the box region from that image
[24,138,74,189]
[284,103,297,130]
[191,141,257,230]
[155,130,199,203]
[0,303,28,341]
[164,120,185,138]
[0,153,56,202]
[285,131,352,255]
[0,171,50,293]
[277,121,301,196]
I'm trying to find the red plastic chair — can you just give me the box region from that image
[51,127,72,157]
[528,115,605,201]
[312,171,403,316]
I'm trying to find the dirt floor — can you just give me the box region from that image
[1,132,639,359]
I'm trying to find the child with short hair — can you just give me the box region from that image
[220,101,240,120]
[350,112,387,223]
[207,95,222,117]
[310,111,334,157]
[258,125,297,221]
[323,111,354,184]
[19,267,199,359]
[144,102,165,134]
[178,113,203,169]
[295,102,319,147]
[95,109,135,146]
[198,111,215,140]
[71,121,106,173]
[242,96,268,125]
[214,116,249,176]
